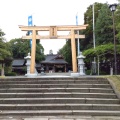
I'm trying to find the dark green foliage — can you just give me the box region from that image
[83,43,120,74]
[86,70,91,75]
[116,3,120,43]
[0,29,11,61]
[0,28,12,75]
[9,38,45,63]
[36,40,45,63]
[5,72,16,76]
[83,43,116,59]
[82,2,103,50]
[59,40,72,65]
[9,38,30,58]
[95,3,113,45]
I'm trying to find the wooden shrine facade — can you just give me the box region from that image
[41,54,68,73]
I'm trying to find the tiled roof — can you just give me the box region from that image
[12,59,25,66]
[41,54,68,64]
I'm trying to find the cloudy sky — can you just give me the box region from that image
[0,0,118,54]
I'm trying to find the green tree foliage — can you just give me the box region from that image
[83,43,117,58]
[9,38,45,63]
[36,40,45,63]
[0,29,11,61]
[0,29,12,75]
[9,38,29,58]
[82,2,103,50]
[59,40,72,65]
[83,43,120,74]
[116,2,120,43]
[83,43,120,65]
[95,3,113,46]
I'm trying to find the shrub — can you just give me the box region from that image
[5,72,17,76]
[86,70,91,75]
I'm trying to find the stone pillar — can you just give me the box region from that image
[77,52,86,75]
[110,67,113,75]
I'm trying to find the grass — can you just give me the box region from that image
[89,75,120,92]
[0,76,5,78]
[107,75,120,92]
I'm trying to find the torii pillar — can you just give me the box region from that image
[30,30,37,74]
[71,30,77,72]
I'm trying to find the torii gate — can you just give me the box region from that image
[19,25,88,76]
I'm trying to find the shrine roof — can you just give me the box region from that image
[12,59,26,66]
[41,54,68,64]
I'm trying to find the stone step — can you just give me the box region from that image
[0,80,109,84]
[0,92,117,98]
[0,84,112,88]
[1,116,120,120]
[0,98,119,104]
[0,77,108,81]
[0,77,119,116]
[0,110,120,116]
[0,88,114,93]
[0,104,120,110]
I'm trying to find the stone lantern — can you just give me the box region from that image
[77,52,86,75]
[24,53,38,77]
[40,65,45,75]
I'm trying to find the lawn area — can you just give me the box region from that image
[107,75,120,92]
[0,76,5,78]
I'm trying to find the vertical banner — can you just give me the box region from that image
[76,13,78,25]
[28,15,33,48]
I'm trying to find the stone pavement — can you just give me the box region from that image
[1,116,120,120]
[22,116,120,120]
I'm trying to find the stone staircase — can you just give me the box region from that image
[0,77,120,117]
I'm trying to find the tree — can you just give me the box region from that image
[59,40,72,65]
[9,38,29,58]
[0,29,11,76]
[115,2,120,43]
[82,2,103,50]
[83,43,120,74]
[36,40,45,63]
[95,3,113,46]
[9,38,45,63]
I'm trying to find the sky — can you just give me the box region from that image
[0,0,118,54]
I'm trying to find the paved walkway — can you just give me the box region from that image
[4,74,100,79]
[24,116,120,120]
[1,116,120,120]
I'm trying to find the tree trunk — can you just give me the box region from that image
[1,63,5,76]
